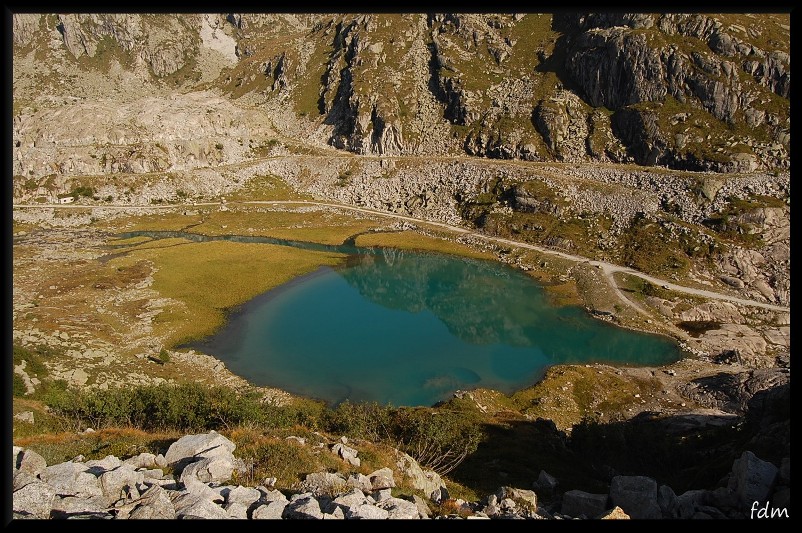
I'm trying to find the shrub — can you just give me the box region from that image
[323,401,393,442]
[391,408,484,475]
[12,374,27,397]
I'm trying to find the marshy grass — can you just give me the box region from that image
[117,239,346,345]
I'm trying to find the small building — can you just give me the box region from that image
[59,196,75,204]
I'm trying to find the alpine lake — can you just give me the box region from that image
[123,230,683,407]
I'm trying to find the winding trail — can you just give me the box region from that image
[13,199,790,313]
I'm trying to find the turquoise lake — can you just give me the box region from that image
[137,232,685,407]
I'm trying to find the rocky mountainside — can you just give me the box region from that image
[13,12,790,179]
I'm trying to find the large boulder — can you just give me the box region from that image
[50,495,108,519]
[171,491,229,519]
[124,452,157,469]
[345,503,390,519]
[179,455,234,485]
[252,499,289,519]
[369,467,396,490]
[225,485,262,511]
[164,430,236,467]
[377,497,421,519]
[128,485,176,520]
[283,493,324,519]
[331,442,360,467]
[609,475,662,519]
[13,480,57,519]
[657,484,679,518]
[85,455,123,474]
[396,452,446,501]
[332,488,367,513]
[99,464,145,506]
[302,472,347,496]
[13,447,47,478]
[40,461,102,499]
[496,486,537,509]
[560,489,609,518]
[346,472,373,492]
[535,470,558,494]
[728,451,778,509]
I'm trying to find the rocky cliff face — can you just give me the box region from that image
[12,12,790,179]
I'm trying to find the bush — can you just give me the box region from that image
[323,401,393,442]
[12,374,27,397]
[391,408,484,475]
[71,185,95,198]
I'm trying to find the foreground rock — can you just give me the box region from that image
[11,432,789,520]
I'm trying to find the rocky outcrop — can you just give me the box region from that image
[12,430,789,520]
[12,91,275,182]
[13,13,789,170]
[609,475,662,519]
[678,368,790,415]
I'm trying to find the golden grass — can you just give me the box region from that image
[118,240,345,346]
[15,427,180,467]
[185,208,382,245]
[104,210,207,232]
[355,231,496,260]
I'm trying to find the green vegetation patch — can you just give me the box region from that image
[226,174,309,202]
[510,365,663,430]
[617,214,691,276]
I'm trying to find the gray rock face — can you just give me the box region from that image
[346,503,390,519]
[50,495,108,519]
[496,486,537,509]
[560,490,609,518]
[369,467,395,490]
[225,485,262,510]
[283,493,324,519]
[535,470,558,493]
[99,464,145,506]
[657,484,679,518]
[303,472,347,496]
[396,452,446,501]
[252,499,289,519]
[378,497,421,519]
[412,495,431,518]
[14,448,47,478]
[13,481,57,519]
[8,441,784,521]
[678,369,790,415]
[609,475,662,519]
[332,488,367,512]
[124,452,157,469]
[164,431,236,467]
[172,492,230,519]
[346,472,373,492]
[180,455,234,485]
[676,489,710,519]
[86,455,123,474]
[728,451,778,509]
[41,462,102,499]
[128,485,176,520]
[331,442,361,467]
